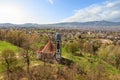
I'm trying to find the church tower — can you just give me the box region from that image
[55,32,62,61]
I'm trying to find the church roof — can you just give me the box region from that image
[38,41,56,54]
[56,33,61,41]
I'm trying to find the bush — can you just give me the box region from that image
[64,42,79,54]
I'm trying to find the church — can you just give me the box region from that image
[37,33,62,63]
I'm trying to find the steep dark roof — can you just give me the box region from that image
[56,32,61,41]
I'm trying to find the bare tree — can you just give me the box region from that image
[115,52,120,69]
[1,49,17,80]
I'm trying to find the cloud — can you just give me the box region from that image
[48,0,54,4]
[63,0,120,22]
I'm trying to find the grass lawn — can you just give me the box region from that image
[0,41,19,53]
[0,41,20,74]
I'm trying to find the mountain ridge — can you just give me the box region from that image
[0,20,120,30]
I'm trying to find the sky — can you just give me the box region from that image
[0,0,120,24]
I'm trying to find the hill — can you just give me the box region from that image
[0,20,120,30]
[51,20,120,30]
[0,41,119,79]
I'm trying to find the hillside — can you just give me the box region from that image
[0,41,19,53]
[62,48,120,74]
[0,29,119,80]
[0,43,119,80]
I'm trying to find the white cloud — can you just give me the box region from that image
[63,0,120,22]
[48,0,54,4]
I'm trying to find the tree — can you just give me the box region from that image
[83,40,100,56]
[21,37,31,80]
[92,41,100,55]
[1,49,17,80]
[65,42,79,54]
[83,41,93,54]
[115,52,120,69]
[21,33,39,80]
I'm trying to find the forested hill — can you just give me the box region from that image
[0,20,120,30]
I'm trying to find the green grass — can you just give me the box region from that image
[0,41,20,74]
[103,61,120,74]
[35,42,45,49]
[0,41,19,53]
[62,47,120,75]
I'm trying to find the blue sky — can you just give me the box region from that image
[0,0,120,24]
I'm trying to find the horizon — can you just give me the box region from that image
[0,0,120,24]
[0,20,120,25]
